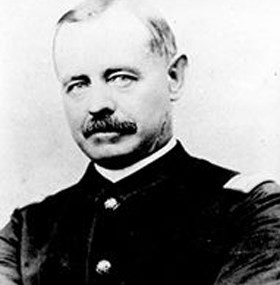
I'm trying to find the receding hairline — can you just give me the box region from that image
[54,0,177,62]
[57,0,115,25]
[57,0,160,25]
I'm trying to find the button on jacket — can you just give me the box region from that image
[1,142,280,285]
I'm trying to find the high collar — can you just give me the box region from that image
[79,140,192,199]
[77,140,236,205]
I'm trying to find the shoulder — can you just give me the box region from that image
[5,173,98,243]
[181,150,280,209]
[186,151,278,196]
[174,142,238,189]
[215,179,280,285]
[222,171,280,205]
[222,172,280,209]
[15,163,99,222]
[223,172,278,194]
[222,172,280,225]
[15,183,82,224]
[0,186,79,243]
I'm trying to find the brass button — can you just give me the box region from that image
[104,197,119,210]
[96,259,112,274]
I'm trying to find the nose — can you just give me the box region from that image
[87,85,116,118]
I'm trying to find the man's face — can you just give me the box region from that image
[54,8,176,168]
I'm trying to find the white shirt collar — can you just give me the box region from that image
[95,137,177,183]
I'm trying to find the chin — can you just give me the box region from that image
[81,137,143,168]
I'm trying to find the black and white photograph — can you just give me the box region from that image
[0,0,280,284]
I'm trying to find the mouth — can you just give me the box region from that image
[90,131,123,143]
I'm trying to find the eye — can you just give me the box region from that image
[107,73,138,88]
[66,81,90,94]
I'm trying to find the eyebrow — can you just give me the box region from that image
[62,74,90,88]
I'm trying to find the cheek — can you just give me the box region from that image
[125,94,170,131]
[63,100,86,132]
[127,79,169,116]
[141,89,170,119]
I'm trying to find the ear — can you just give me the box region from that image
[167,54,188,101]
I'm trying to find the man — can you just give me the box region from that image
[1,0,280,284]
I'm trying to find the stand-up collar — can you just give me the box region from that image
[78,140,192,200]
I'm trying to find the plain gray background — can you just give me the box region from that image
[0,0,280,225]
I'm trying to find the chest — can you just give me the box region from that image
[21,180,232,285]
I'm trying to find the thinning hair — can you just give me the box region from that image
[55,0,177,62]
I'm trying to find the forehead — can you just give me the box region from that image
[54,6,158,78]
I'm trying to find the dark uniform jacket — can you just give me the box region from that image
[1,142,280,285]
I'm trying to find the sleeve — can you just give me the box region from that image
[215,182,280,285]
[0,210,22,285]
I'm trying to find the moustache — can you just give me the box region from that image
[83,116,137,139]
